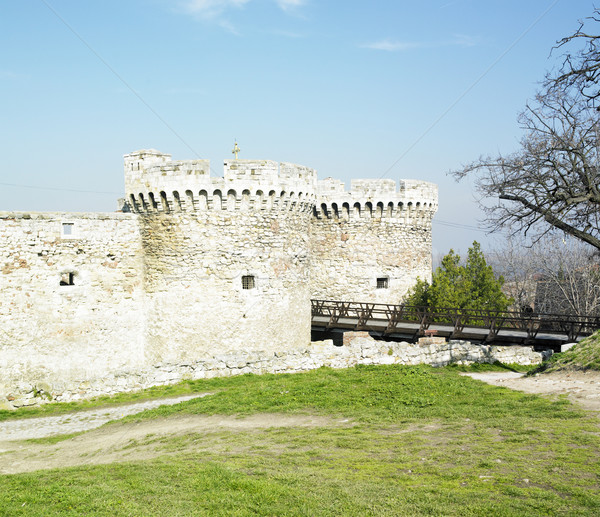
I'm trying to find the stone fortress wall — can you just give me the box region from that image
[311,177,438,303]
[0,212,146,401]
[123,150,317,365]
[1,149,440,407]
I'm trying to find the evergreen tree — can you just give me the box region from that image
[404,242,512,312]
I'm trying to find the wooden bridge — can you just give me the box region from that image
[311,300,600,350]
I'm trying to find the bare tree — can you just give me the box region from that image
[486,238,537,313]
[451,10,600,250]
[549,8,600,108]
[488,235,600,317]
[453,87,600,250]
[452,10,600,250]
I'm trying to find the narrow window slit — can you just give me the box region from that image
[62,223,74,236]
[242,275,255,290]
[376,277,389,289]
[60,272,75,286]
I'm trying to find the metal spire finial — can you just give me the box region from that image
[232,140,241,159]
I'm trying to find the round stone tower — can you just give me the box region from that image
[124,150,317,364]
[310,178,438,304]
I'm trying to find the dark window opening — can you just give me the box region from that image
[376,277,389,289]
[60,272,75,286]
[242,275,255,290]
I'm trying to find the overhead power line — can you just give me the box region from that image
[379,0,560,179]
[433,219,488,232]
[0,181,121,195]
[40,0,212,170]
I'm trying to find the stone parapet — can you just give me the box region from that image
[0,211,136,221]
[314,178,438,222]
[124,151,317,214]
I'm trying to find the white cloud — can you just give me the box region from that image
[218,18,243,35]
[450,33,477,47]
[181,0,305,18]
[361,40,423,52]
[275,0,306,11]
[0,70,19,79]
[182,0,250,19]
[361,35,479,52]
[178,0,307,33]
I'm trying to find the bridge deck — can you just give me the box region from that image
[311,300,599,350]
[312,315,573,346]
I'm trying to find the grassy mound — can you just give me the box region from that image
[540,330,600,373]
[1,364,600,516]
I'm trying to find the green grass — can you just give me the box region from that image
[116,364,573,424]
[445,361,535,373]
[0,362,530,423]
[0,380,203,422]
[23,432,85,445]
[532,330,600,373]
[1,365,599,516]
[0,362,532,423]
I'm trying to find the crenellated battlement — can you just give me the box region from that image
[124,150,438,223]
[124,151,317,214]
[314,178,438,221]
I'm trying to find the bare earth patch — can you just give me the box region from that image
[0,413,348,475]
[0,394,211,441]
[461,370,600,412]
[4,370,600,476]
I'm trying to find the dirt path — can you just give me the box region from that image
[461,370,600,412]
[0,413,345,474]
[3,371,600,475]
[0,393,210,441]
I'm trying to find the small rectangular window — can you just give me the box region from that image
[242,275,255,290]
[376,277,389,289]
[62,223,74,236]
[60,272,75,286]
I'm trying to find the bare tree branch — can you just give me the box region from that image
[451,86,600,250]
[549,10,600,108]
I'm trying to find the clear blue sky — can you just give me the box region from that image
[0,0,595,255]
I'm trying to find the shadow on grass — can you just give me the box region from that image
[445,361,533,374]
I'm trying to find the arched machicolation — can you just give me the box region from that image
[314,177,438,225]
[128,188,315,214]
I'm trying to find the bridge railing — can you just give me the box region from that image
[311,299,600,342]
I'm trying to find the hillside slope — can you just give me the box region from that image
[545,330,600,372]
